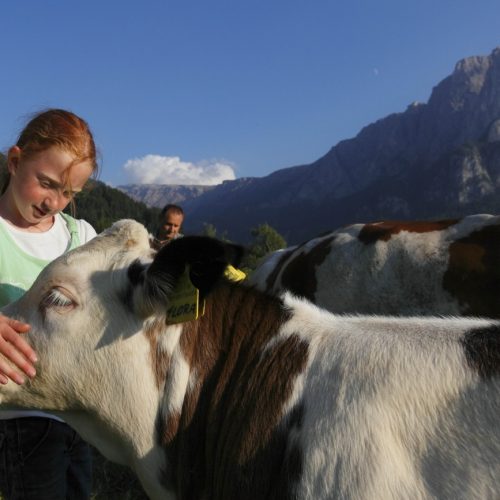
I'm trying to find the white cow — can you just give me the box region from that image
[250,214,500,317]
[1,220,499,500]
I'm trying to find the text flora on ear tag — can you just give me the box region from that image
[166,267,205,324]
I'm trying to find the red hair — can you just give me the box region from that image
[16,108,99,174]
[1,108,99,195]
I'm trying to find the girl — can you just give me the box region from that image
[0,109,99,499]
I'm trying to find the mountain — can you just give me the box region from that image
[117,184,215,208]
[5,48,498,246]
[177,47,500,244]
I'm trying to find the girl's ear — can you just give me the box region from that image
[7,146,22,175]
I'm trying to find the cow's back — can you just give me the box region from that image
[250,214,500,317]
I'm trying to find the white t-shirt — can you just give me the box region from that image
[0,213,96,260]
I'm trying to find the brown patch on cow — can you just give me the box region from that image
[279,235,336,301]
[358,219,459,244]
[125,238,139,248]
[157,283,308,499]
[443,224,500,317]
[461,325,500,379]
[221,333,308,463]
[144,318,171,388]
[144,318,187,452]
[264,248,295,293]
[161,410,182,446]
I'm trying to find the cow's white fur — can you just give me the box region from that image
[1,220,499,499]
[251,213,500,316]
[283,300,491,499]
[1,221,171,499]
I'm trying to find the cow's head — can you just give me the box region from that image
[0,219,244,413]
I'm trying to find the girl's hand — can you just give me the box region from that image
[0,315,37,385]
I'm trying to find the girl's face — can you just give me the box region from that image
[4,145,93,230]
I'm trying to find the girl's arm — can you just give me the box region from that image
[0,315,37,384]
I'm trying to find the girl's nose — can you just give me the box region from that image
[43,192,67,212]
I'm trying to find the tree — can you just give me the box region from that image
[0,153,8,193]
[71,180,160,233]
[201,222,229,241]
[242,223,287,274]
[201,223,218,238]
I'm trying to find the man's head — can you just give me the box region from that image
[157,204,184,242]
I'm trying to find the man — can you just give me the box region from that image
[155,204,184,247]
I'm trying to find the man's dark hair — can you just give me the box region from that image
[159,204,184,218]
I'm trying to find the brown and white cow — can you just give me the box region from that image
[1,220,499,499]
[250,213,500,317]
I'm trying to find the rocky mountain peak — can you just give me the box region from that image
[121,47,500,244]
[488,119,500,142]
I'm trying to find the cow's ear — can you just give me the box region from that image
[136,236,245,315]
[155,236,244,297]
[185,237,245,297]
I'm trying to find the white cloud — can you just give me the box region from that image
[122,154,236,185]
[373,67,380,77]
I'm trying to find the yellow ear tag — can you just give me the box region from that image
[166,267,205,324]
[224,264,246,282]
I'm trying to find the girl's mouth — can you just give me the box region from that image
[34,206,49,218]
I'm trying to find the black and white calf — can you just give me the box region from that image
[1,220,499,499]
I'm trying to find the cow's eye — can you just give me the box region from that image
[42,288,75,310]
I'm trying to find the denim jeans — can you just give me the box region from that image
[0,417,92,500]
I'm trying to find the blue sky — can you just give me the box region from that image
[1,0,499,187]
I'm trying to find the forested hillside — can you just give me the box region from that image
[70,180,160,233]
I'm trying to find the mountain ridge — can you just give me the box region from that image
[120,47,500,244]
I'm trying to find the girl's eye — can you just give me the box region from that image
[41,288,75,310]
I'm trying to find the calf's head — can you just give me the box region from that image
[0,219,244,412]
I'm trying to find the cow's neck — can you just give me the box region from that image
[57,327,173,500]
[157,284,308,498]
